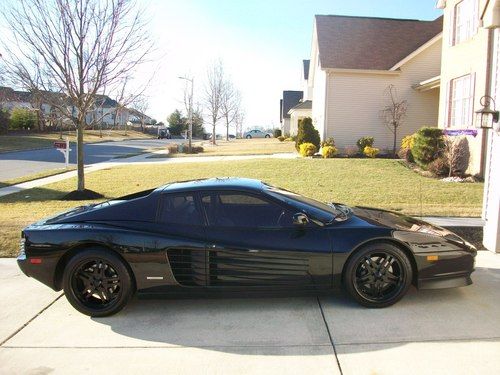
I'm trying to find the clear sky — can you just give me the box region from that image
[144,0,442,131]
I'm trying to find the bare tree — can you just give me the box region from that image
[131,95,149,132]
[381,84,407,158]
[204,61,225,145]
[220,81,241,141]
[0,0,153,194]
[234,110,245,139]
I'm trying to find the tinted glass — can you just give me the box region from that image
[202,193,292,228]
[159,194,202,225]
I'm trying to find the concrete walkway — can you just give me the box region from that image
[1,251,499,374]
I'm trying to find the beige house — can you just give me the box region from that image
[436,0,491,176]
[306,15,443,152]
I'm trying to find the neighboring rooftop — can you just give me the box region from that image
[281,91,303,120]
[288,100,312,114]
[315,15,443,70]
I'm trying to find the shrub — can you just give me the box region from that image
[284,137,293,142]
[277,135,285,142]
[321,145,337,158]
[411,127,444,167]
[167,144,179,154]
[428,157,450,177]
[356,136,374,154]
[363,146,380,158]
[343,146,359,157]
[0,110,9,134]
[443,136,469,177]
[299,142,317,157]
[273,129,282,138]
[321,137,335,148]
[9,107,36,130]
[295,117,320,151]
[401,134,415,150]
[191,146,204,154]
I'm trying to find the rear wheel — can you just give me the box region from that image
[344,243,412,308]
[246,135,252,139]
[265,134,270,138]
[63,248,134,317]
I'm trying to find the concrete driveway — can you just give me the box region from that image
[1,251,499,374]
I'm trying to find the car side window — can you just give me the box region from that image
[201,192,293,228]
[159,194,202,225]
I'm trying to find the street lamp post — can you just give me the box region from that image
[178,76,194,153]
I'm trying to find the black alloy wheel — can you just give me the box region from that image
[344,243,412,308]
[63,249,133,317]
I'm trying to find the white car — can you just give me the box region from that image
[243,129,272,139]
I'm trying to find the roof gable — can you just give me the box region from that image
[303,60,310,80]
[315,15,443,70]
[281,91,303,119]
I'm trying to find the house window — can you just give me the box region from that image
[453,0,478,45]
[448,74,475,128]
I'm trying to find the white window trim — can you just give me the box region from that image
[452,0,479,46]
[447,74,476,128]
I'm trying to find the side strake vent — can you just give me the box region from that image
[208,249,309,286]
[167,249,206,286]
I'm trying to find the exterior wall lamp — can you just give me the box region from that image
[475,95,500,132]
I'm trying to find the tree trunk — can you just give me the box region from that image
[226,116,229,141]
[77,120,85,191]
[212,122,216,145]
[393,130,397,158]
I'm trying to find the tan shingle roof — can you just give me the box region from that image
[315,15,443,70]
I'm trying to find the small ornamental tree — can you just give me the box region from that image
[411,127,444,167]
[10,108,36,129]
[167,109,186,136]
[295,117,320,151]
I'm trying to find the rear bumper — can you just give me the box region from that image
[17,253,59,291]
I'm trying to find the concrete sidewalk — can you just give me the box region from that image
[0,251,499,374]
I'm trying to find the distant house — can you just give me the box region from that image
[0,86,140,128]
[279,90,303,135]
[301,15,443,152]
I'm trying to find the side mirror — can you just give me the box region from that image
[293,213,310,226]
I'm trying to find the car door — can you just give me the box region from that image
[152,192,207,288]
[201,191,333,291]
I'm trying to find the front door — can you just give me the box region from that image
[201,191,332,291]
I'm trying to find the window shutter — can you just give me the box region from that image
[444,80,451,127]
[469,72,476,128]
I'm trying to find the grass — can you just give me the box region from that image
[0,158,483,257]
[148,138,296,158]
[0,167,77,188]
[0,130,153,153]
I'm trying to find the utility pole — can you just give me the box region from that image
[179,76,194,153]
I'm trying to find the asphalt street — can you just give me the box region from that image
[0,139,178,181]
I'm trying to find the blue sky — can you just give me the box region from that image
[145,0,442,129]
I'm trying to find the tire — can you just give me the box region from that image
[343,242,412,308]
[246,135,252,139]
[265,134,270,138]
[63,248,134,317]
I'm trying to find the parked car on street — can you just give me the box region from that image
[157,128,171,139]
[243,129,272,139]
[18,178,476,317]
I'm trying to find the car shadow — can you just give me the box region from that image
[90,264,500,356]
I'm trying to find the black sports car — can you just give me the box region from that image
[18,178,476,317]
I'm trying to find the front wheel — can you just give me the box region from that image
[265,134,270,138]
[63,248,134,317]
[246,135,252,139]
[343,243,412,308]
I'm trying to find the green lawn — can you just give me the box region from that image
[0,167,77,188]
[0,130,153,153]
[0,158,483,257]
[148,138,296,158]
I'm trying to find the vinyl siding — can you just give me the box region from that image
[438,0,489,175]
[325,37,442,152]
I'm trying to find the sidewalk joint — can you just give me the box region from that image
[317,296,343,375]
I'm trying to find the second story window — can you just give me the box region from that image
[453,0,478,45]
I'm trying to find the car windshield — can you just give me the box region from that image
[265,185,338,224]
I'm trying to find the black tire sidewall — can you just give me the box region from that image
[344,243,413,308]
[63,249,133,317]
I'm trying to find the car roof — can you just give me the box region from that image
[161,177,265,193]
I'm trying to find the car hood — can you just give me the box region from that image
[352,206,456,237]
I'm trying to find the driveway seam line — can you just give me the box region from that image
[0,293,64,347]
[317,297,343,375]
[334,336,500,346]
[0,344,334,349]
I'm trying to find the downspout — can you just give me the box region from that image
[480,28,495,178]
[323,70,329,141]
